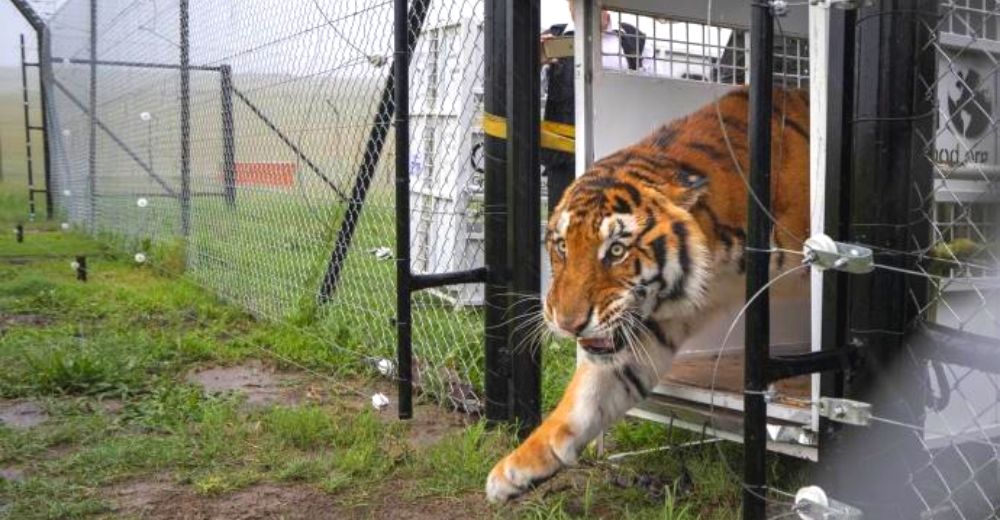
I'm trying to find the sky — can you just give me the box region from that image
[0,2,36,67]
[0,1,568,68]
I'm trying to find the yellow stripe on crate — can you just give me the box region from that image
[482,112,575,154]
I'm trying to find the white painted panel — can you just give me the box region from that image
[591,75,732,159]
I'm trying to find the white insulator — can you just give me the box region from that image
[376,358,395,376]
[371,392,390,410]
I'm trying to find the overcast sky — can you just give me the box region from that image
[0,1,567,68]
[0,3,36,67]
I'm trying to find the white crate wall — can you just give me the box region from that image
[409,17,485,306]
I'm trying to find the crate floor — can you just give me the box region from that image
[664,344,811,408]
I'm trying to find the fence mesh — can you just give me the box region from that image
[900,2,1000,518]
[43,0,487,410]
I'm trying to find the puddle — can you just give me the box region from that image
[0,467,25,482]
[0,313,52,333]
[186,360,300,408]
[0,400,48,429]
[109,478,339,520]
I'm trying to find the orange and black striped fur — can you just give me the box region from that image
[486,87,810,502]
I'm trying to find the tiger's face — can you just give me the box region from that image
[543,172,710,357]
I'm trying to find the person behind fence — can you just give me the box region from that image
[540,1,653,212]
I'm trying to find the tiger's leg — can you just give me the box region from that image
[485,346,670,503]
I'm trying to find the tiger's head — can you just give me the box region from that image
[543,159,711,357]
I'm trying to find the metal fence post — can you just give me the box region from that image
[19,34,38,219]
[179,0,192,236]
[219,64,236,207]
[39,26,54,219]
[743,2,774,518]
[506,0,541,437]
[394,0,414,420]
[75,255,87,281]
[87,0,97,230]
[483,0,510,425]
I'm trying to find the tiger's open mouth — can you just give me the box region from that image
[578,335,625,356]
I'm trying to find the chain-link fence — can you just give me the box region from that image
[42,0,487,410]
[751,2,1000,519]
[899,2,1000,517]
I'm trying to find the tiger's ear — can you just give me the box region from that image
[662,170,708,209]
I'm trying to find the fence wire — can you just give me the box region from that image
[43,0,487,411]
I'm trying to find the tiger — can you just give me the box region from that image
[485,86,811,503]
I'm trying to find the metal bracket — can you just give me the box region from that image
[818,397,872,426]
[794,486,864,520]
[803,234,875,274]
[809,0,874,9]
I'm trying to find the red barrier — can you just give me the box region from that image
[233,162,295,187]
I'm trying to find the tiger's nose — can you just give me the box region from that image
[557,312,590,336]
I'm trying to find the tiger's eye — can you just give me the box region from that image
[556,239,567,255]
[608,243,626,259]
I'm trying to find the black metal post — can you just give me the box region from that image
[394,0,414,421]
[38,27,53,219]
[179,0,192,236]
[220,64,236,207]
[87,0,97,231]
[19,34,38,219]
[75,255,87,282]
[15,224,23,243]
[483,0,510,425]
[823,3,938,518]
[744,2,773,518]
[317,0,431,303]
[506,0,541,437]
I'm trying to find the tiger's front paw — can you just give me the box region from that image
[485,458,523,503]
[485,441,566,503]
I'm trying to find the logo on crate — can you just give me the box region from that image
[945,69,992,140]
[936,65,994,166]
